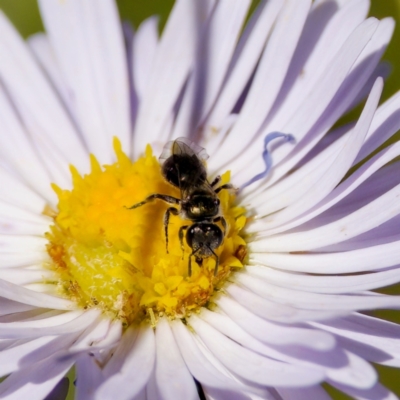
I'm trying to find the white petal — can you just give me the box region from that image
[172,0,251,138]
[0,85,54,202]
[358,90,400,162]
[96,327,155,400]
[133,0,213,154]
[0,278,74,311]
[216,295,335,350]
[189,314,324,387]
[246,263,400,294]
[250,179,400,252]
[75,354,104,400]
[235,273,400,311]
[155,318,197,400]
[204,0,284,153]
[251,77,382,228]
[234,17,389,189]
[0,356,73,400]
[276,386,331,400]
[0,309,99,339]
[0,166,47,214]
[312,314,400,361]
[226,283,345,323]
[0,269,55,285]
[249,140,400,237]
[267,0,369,144]
[0,297,36,316]
[132,17,159,99]
[330,381,399,400]
[211,0,311,166]
[0,11,88,174]
[0,335,58,376]
[28,33,77,121]
[0,252,45,269]
[69,318,120,354]
[38,0,131,161]
[171,319,250,394]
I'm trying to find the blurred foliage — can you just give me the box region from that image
[1,0,400,399]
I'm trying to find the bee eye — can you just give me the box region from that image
[215,199,220,206]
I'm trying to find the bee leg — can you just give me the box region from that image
[213,216,227,235]
[164,207,179,253]
[210,175,221,188]
[178,225,189,259]
[215,183,235,194]
[126,194,180,209]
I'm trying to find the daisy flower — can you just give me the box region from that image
[1,0,400,399]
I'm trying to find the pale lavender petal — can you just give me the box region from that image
[154,318,198,400]
[39,0,131,161]
[189,314,325,387]
[96,327,155,400]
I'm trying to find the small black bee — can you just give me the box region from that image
[127,138,234,276]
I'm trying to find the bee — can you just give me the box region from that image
[127,138,234,276]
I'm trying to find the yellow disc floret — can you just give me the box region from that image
[46,138,247,326]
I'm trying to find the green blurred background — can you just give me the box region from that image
[0,0,399,399]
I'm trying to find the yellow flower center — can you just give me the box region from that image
[46,138,247,326]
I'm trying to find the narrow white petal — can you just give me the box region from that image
[155,318,198,400]
[276,386,331,400]
[28,33,77,120]
[0,11,88,174]
[172,0,251,138]
[0,166,47,214]
[0,253,45,269]
[0,309,100,339]
[250,241,400,274]
[96,327,155,400]
[0,335,57,376]
[133,0,213,154]
[216,295,335,350]
[132,17,159,99]
[204,0,284,153]
[235,273,400,311]
[0,279,74,311]
[0,215,48,236]
[312,314,400,361]
[358,90,400,162]
[211,0,311,165]
[246,263,400,294]
[38,0,131,161]
[267,0,369,142]
[252,77,382,228]
[0,297,36,316]
[250,180,400,252]
[75,354,105,400]
[329,350,377,389]
[249,141,400,237]
[219,16,379,182]
[0,328,80,377]
[330,381,398,400]
[0,356,73,400]
[265,17,394,178]
[69,318,118,353]
[0,269,55,285]
[171,319,250,393]
[0,86,54,202]
[189,315,325,387]
[225,283,345,323]
[234,17,389,188]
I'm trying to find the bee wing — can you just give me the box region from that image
[159,137,209,164]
